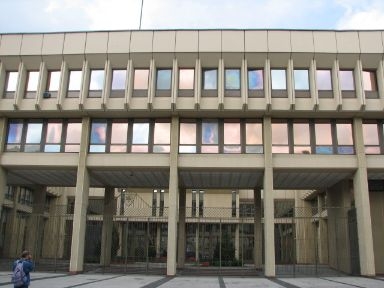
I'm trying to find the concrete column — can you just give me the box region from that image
[253,188,263,269]
[352,118,375,276]
[70,117,91,273]
[100,187,116,266]
[26,186,47,260]
[263,116,275,276]
[0,117,7,218]
[3,187,21,258]
[166,116,179,276]
[195,223,200,262]
[156,224,161,258]
[235,224,240,259]
[177,188,186,268]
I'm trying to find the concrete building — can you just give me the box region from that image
[0,29,384,277]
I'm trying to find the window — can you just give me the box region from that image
[201,120,219,153]
[67,70,82,98]
[5,186,15,201]
[294,69,310,98]
[4,71,18,98]
[46,71,60,98]
[111,69,126,98]
[6,121,23,151]
[65,122,82,152]
[179,122,197,153]
[224,121,241,153]
[272,122,289,153]
[316,69,332,98]
[110,122,128,152]
[336,122,354,154]
[362,70,378,99]
[88,69,104,98]
[293,122,311,154]
[339,70,355,98]
[245,122,263,153]
[363,122,380,154]
[159,189,165,216]
[25,122,43,152]
[271,69,287,97]
[202,69,217,96]
[156,69,172,90]
[90,121,107,152]
[153,122,171,153]
[44,121,63,152]
[132,122,150,152]
[248,69,263,97]
[25,71,39,98]
[225,69,240,96]
[133,69,149,97]
[179,69,194,91]
[315,122,333,154]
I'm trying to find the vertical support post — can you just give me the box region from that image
[0,117,7,218]
[235,224,240,260]
[177,188,186,268]
[3,187,21,258]
[352,118,375,276]
[156,223,161,258]
[166,116,179,276]
[253,188,263,269]
[70,117,91,273]
[100,187,116,266]
[263,116,275,276]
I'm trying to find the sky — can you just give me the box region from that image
[1,0,384,33]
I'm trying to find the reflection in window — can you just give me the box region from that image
[363,70,377,98]
[293,122,311,154]
[134,69,149,90]
[339,70,354,91]
[47,71,60,95]
[154,122,171,153]
[179,122,197,153]
[89,70,104,90]
[271,69,286,90]
[68,71,82,91]
[156,69,172,90]
[6,122,23,151]
[110,122,128,152]
[272,123,289,153]
[45,122,62,152]
[224,121,241,153]
[202,121,218,153]
[112,70,126,90]
[363,123,380,154]
[336,122,354,154]
[294,70,309,90]
[248,69,263,90]
[316,69,332,90]
[25,123,43,152]
[5,71,18,92]
[90,122,107,152]
[245,122,263,153]
[225,69,240,90]
[26,71,39,92]
[203,69,217,90]
[65,122,82,152]
[315,122,333,154]
[132,122,149,152]
[179,69,194,89]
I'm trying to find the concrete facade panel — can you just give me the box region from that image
[175,31,198,52]
[20,34,43,55]
[153,31,176,52]
[0,34,22,55]
[245,31,268,52]
[85,32,108,54]
[130,31,153,53]
[359,31,383,53]
[63,33,86,55]
[336,31,360,53]
[291,31,314,53]
[268,31,291,52]
[199,30,221,52]
[222,30,244,52]
[42,33,65,55]
[107,31,131,53]
[313,31,337,53]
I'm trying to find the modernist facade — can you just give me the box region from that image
[0,29,384,277]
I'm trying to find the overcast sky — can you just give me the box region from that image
[1,0,384,33]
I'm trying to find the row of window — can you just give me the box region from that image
[2,65,379,100]
[5,186,34,206]
[5,118,384,155]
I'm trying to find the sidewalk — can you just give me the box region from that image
[1,272,384,288]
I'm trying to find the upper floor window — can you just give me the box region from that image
[179,69,194,90]
[224,120,241,153]
[45,71,60,98]
[111,69,126,98]
[225,69,240,97]
[153,122,171,153]
[339,70,355,98]
[67,70,82,98]
[156,69,172,96]
[248,69,263,97]
[271,69,287,98]
[4,71,18,98]
[45,121,63,152]
[90,121,108,152]
[179,122,197,153]
[294,69,310,98]
[363,122,380,154]
[25,71,39,99]
[25,122,43,152]
[315,122,333,154]
[336,122,354,154]
[133,69,149,97]
[316,69,333,98]
[89,69,104,98]
[272,122,289,153]
[245,122,263,153]
[202,69,217,97]
[362,70,378,99]
[202,120,219,153]
[293,122,311,154]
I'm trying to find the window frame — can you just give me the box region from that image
[224,68,241,97]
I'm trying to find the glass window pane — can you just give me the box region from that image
[112,70,126,90]
[339,70,354,91]
[131,145,148,153]
[202,121,218,144]
[153,145,170,153]
[26,123,43,143]
[225,69,240,90]
[272,123,288,145]
[316,70,332,90]
[336,123,353,145]
[248,69,263,90]
[363,124,379,145]
[27,71,39,91]
[179,146,196,153]
[6,72,18,91]
[294,70,309,90]
[246,123,262,144]
[224,122,240,144]
[68,71,82,91]
[110,145,127,153]
[201,146,218,153]
[134,69,149,89]
[362,71,377,91]
[90,145,106,153]
[46,122,62,143]
[132,123,149,144]
[293,123,310,145]
[44,145,61,152]
[315,123,332,145]
[271,69,286,90]
[154,122,170,144]
[180,123,196,144]
[203,69,217,90]
[48,71,61,91]
[156,69,172,90]
[90,122,107,144]
[89,70,104,90]
[179,69,194,89]
[111,122,128,144]
[66,123,82,143]
[7,123,23,143]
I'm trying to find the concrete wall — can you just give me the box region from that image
[370,191,384,274]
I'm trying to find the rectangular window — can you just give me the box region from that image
[25,71,39,99]
[340,70,355,98]
[45,71,60,98]
[134,69,149,89]
[271,69,286,90]
[65,122,82,152]
[89,69,104,98]
[248,69,263,97]
[67,70,82,98]
[132,122,149,152]
[179,69,194,90]
[44,121,63,152]
[201,120,218,153]
[272,122,289,153]
[6,121,23,151]
[90,121,107,152]
[203,69,217,90]
[153,122,171,153]
[293,122,311,154]
[245,122,263,153]
[156,69,172,90]
[225,69,240,90]
[224,121,241,153]
[363,70,378,99]
[315,122,333,154]
[316,69,333,98]
[363,123,380,154]
[110,122,128,152]
[5,71,18,97]
[25,122,43,152]
[336,122,354,154]
[111,69,126,98]
[179,122,197,153]
[294,69,309,90]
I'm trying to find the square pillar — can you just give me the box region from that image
[177,188,186,268]
[0,118,7,217]
[253,188,263,269]
[100,187,116,266]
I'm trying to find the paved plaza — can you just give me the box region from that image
[0,272,384,288]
